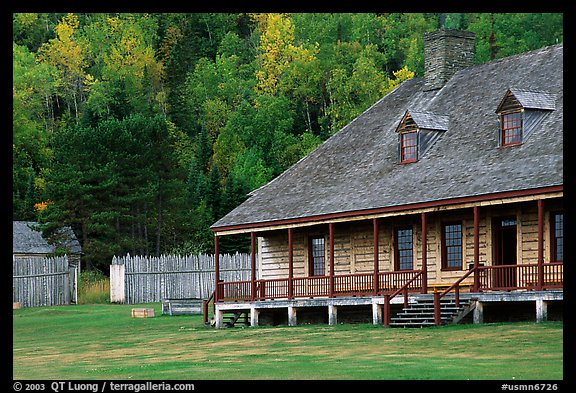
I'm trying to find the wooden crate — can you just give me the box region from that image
[131,308,155,318]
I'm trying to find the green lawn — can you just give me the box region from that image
[13,303,563,380]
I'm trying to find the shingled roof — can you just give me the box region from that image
[13,221,82,255]
[212,43,563,231]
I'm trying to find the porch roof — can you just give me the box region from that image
[212,44,563,234]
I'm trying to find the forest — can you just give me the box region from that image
[12,13,563,271]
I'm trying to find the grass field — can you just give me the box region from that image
[13,303,563,381]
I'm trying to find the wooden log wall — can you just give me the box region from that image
[258,201,557,286]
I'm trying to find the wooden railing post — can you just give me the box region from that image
[434,291,441,326]
[473,206,480,292]
[288,228,294,299]
[421,212,427,294]
[403,287,408,309]
[329,223,335,298]
[383,294,390,327]
[537,200,544,290]
[251,232,256,301]
[373,218,379,295]
[214,236,220,303]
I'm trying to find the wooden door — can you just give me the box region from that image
[493,217,517,289]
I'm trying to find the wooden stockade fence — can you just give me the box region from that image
[13,255,78,308]
[110,253,252,304]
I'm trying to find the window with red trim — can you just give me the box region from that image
[308,236,325,276]
[441,222,463,270]
[551,212,563,262]
[501,111,522,146]
[394,227,413,270]
[400,132,418,163]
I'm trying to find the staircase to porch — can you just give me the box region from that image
[209,310,251,328]
[389,294,476,328]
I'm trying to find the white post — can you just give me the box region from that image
[214,308,224,329]
[536,299,548,323]
[251,305,259,327]
[473,301,484,324]
[288,305,297,326]
[110,264,126,303]
[372,302,383,325]
[328,304,337,325]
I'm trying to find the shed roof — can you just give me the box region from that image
[405,110,449,131]
[510,89,557,111]
[496,88,557,113]
[212,43,563,231]
[13,221,82,255]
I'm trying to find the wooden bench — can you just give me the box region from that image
[162,298,203,316]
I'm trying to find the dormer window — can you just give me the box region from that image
[400,132,418,163]
[496,88,556,147]
[501,111,523,146]
[395,110,449,164]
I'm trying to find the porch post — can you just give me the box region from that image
[537,199,544,290]
[373,218,379,295]
[288,228,294,299]
[214,235,220,302]
[329,223,335,298]
[421,212,428,294]
[473,206,480,292]
[251,232,256,301]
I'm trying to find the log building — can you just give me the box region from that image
[207,29,563,328]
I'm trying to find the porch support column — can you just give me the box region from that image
[328,304,337,325]
[251,232,256,301]
[537,199,544,290]
[214,308,224,328]
[329,223,335,298]
[473,206,480,292]
[250,305,259,327]
[373,218,379,295]
[288,228,294,299]
[535,299,548,322]
[421,212,428,294]
[214,235,220,302]
[372,301,383,324]
[288,305,297,326]
[473,300,484,324]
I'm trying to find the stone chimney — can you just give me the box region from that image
[423,29,476,91]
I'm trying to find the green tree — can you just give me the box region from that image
[37,13,89,123]
[40,114,188,269]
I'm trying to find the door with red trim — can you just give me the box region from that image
[493,217,517,289]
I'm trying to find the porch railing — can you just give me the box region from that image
[216,269,424,302]
[433,262,563,325]
[476,262,563,291]
[214,262,563,304]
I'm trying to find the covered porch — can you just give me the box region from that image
[207,189,563,327]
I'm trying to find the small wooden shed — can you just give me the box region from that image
[13,221,83,307]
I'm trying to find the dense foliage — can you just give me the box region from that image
[13,13,563,270]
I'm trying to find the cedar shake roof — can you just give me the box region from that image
[212,43,563,230]
[403,110,450,131]
[496,88,557,112]
[13,221,82,255]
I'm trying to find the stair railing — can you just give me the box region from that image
[383,270,424,326]
[202,290,216,325]
[433,266,478,326]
